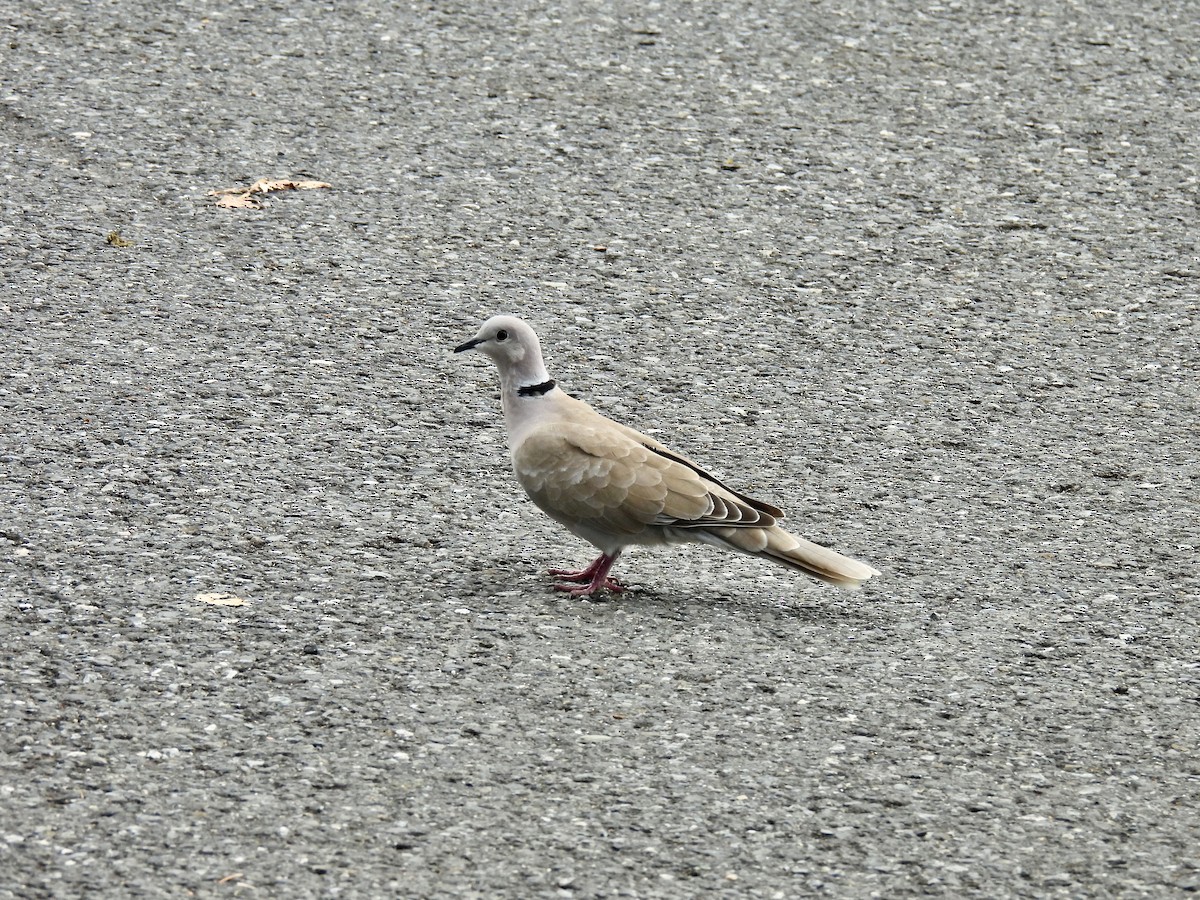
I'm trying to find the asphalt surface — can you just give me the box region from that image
[2,1,1198,897]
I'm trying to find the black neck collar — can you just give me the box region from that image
[517,379,556,397]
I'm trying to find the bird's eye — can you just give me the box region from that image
[496,329,509,341]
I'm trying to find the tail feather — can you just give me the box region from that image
[699,525,881,589]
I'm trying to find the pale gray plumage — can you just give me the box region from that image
[454,315,881,595]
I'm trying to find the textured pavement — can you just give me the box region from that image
[1,1,1198,897]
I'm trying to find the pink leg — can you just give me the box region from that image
[551,551,624,596]
[548,554,607,582]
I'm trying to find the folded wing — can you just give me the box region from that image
[515,422,778,537]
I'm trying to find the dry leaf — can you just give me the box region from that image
[250,178,330,193]
[195,591,247,606]
[210,177,331,208]
[215,193,264,209]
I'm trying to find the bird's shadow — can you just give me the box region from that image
[450,556,888,629]
[573,583,883,628]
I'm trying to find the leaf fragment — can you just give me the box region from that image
[210,177,331,209]
[195,591,248,606]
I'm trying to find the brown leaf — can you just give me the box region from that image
[216,193,262,208]
[210,177,330,208]
[249,178,330,193]
[214,193,263,209]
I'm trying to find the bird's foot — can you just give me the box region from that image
[548,565,604,583]
[549,552,624,596]
[553,577,625,596]
[548,554,609,583]
[547,566,593,582]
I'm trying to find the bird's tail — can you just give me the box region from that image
[699,525,881,589]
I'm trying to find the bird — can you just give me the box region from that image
[454,315,881,596]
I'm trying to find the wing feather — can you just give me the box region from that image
[514,422,778,538]
[610,422,785,519]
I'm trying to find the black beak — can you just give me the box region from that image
[454,337,485,353]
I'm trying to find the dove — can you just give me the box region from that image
[454,315,881,596]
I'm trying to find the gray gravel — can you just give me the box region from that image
[2,0,1198,897]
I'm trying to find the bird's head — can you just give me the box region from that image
[454,315,546,375]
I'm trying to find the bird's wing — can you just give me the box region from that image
[514,421,778,538]
[611,421,786,520]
